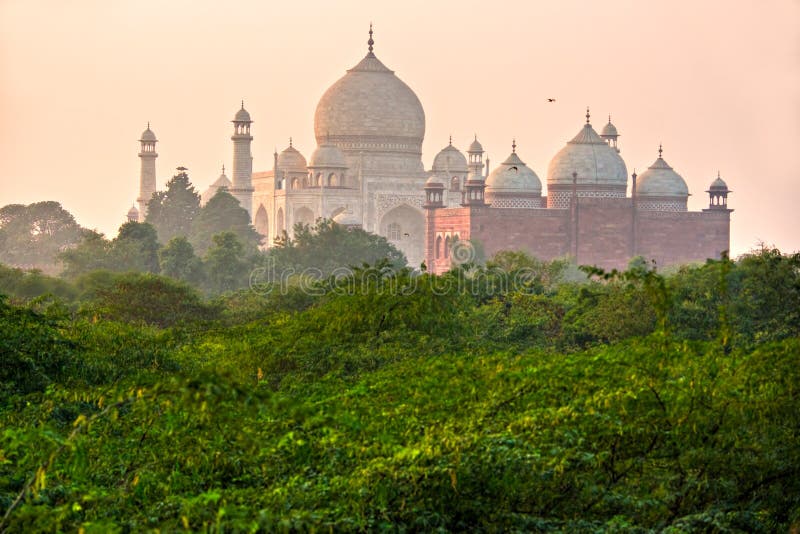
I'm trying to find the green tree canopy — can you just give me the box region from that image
[270,219,406,278]
[204,231,250,294]
[145,170,200,243]
[159,236,203,285]
[190,189,261,256]
[110,221,160,274]
[0,201,84,268]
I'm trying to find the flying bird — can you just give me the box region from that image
[547,98,556,103]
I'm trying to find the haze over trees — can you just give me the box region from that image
[0,243,798,531]
[0,201,84,269]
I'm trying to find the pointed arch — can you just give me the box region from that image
[254,204,268,237]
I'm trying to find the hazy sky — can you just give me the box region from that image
[1,0,798,256]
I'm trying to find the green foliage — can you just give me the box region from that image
[270,218,406,277]
[82,272,218,327]
[159,236,203,285]
[0,264,77,302]
[1,248,799,532]
[203,232,250,295]
[0,201,84,268]
[111,221,160,274]
[190,189,261,256]
[145,171,201,244]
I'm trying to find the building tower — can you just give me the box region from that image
[229,101,254,218]
[136,123,158,221]
[600,115,620,152]
[705,172,732,211]
[466,135,485,181]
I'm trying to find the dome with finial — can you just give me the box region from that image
[486,141,542,195]
[314,25,425,173]
[636,145,689,198]
[140,123,157,142]
[234,102,251,122]
[432,139,468,173]
[708,172,729,192]
[277,139,307,171]
[468,135,484,153]
[201,165,233,204]
[308,141,347,168]
[547,108,627,189]
[127,204,139,220]
[601,115,618,138]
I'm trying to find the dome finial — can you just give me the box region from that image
[717,170,721,179]
[586,107,591,124]
[608,114,612,123]
[449,135,452,146]
[368,22,374,54]
[147,121,150,129]
[289,137,293,148]
[512,138,517,153]
[222,164,225,173]
[658,143,663,159]
[241,100,244,110]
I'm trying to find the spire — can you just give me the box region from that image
[221,164,226,174]
[147,121,150,129]
[449,135,452,146]
[241,100,244,110]
[586,107,591,124]
[289,137,293,148]
[658,143,663,159]
[512,139,517,153]
[608,114,612,123]
[367,23,374,55]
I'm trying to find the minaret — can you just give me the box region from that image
[136,123,158,221]
[466,135,485,181]
[229,101,254,217]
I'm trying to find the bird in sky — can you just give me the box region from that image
[547,98,556,103]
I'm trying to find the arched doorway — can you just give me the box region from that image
[294,206,315,230]
[276,208,285,236]
[380,204,425,268]
[254,204,269,246]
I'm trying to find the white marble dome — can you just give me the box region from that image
[432,143,468,173]
[425,174,445,187]
[277,143,307,171]
[637,155,689,197]
[127,204,139,219]
[308,142,347,168]
[547,118,627,188]
[708,174,729,191]
[601,118,618,137]
[468,136,484,153]
[234,106,251,122]
[314,51,425,151]
[140,126,157,142]
[486,149,542,195]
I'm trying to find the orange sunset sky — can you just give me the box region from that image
[1,0,798,256]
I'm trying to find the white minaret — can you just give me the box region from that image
[467,135,485,181]
[229,101,254,218]
[137,123,158,221]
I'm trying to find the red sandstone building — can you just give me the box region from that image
[423,111,732,274]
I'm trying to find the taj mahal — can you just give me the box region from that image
[129,27,732,272]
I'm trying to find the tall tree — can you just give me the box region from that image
[145,170,201,243]
[57,231,113,279]
[110,221,160,273]
[0,201,84,267]
[204,231,249,294]
[159,236,203,285]
[190,189,261,256]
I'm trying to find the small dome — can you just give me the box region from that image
[425,174,445,187]
[468,136,484,153]
[308,142,347,168]
[140,126,157,142]
[127,205,139,217]
[234,104,251,122]
[277,142,307,171]
[333,210,361,227]
[708,173,729,191]
[201,167,233,204]
[637,153,689,197]
[432,143,468,173]
[547,116,627,188]
[601,118,618,137]
[486,148,542,195]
